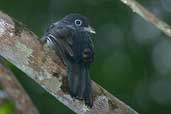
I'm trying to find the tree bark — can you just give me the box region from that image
[0,61,40,114]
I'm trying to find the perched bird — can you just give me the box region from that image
[42,14,95,107]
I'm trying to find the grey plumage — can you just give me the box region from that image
[43,14,95,107]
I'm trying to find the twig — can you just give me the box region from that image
[120,0,171,37]
[0,62,40,114]
[0,11,138,114]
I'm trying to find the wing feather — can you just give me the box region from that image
[46,23,74,58]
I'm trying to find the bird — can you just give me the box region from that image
[42,13,95,107]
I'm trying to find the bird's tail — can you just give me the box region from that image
[67,63,93,107]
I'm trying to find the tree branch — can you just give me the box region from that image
[0,11,138,114]
[120,0,171,37]
[0,61,40,114]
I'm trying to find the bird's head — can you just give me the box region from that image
[62,13,96,34]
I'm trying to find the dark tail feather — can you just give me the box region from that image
[67,63,93,107]
[84,68,93,107]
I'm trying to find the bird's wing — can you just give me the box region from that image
[46,23,74,57]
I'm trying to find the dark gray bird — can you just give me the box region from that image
[42,14,95,107]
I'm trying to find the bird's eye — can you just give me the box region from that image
[74,19,82,26]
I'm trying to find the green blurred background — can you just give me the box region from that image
[0,0,171,114]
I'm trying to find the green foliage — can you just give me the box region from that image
[0,100,18,114]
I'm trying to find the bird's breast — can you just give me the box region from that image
[71,31,93,63]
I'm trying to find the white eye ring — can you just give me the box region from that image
[74,19,82,26]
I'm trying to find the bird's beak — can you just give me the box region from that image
[84,26,96,34]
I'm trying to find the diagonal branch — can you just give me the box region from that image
[120,0,171,37]
[0,61,40,114]
[0,11,138,114]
